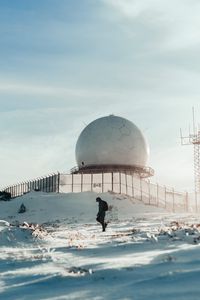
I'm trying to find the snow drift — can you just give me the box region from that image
[0,191,165,225]
[1,192,200,300]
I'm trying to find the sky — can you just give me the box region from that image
[0,0,200,191]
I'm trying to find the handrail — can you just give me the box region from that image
[70,164,154,177]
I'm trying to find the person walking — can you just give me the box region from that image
[96,197,108,232]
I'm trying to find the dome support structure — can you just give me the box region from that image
[71,164,154,178]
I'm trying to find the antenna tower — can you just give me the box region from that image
[180,107,200,194]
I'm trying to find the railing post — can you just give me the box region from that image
[91,174,93,192]
[132,175,134,198]
[111,172,114,192]
[81,173,83,192]
[119,172,121,194]
[48,176,51,192]
[125,173,128,195]
[58,173,60,193]
[72,173,74,193]
[172,188,175,212]
[102,173,104,193]
[49,176,51,192]
[52,175,55,192]
[140,177,143,202]
[148,180,151,205]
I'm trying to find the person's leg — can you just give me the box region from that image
[97,213,106,232]
[102,217,106,232]
[98,215,105,231]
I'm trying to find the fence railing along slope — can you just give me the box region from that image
[1,172,192,213]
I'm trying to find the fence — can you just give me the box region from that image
[2,173,59,198]
[1,172,198,213]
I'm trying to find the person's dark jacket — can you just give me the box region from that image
[98,199,106,215]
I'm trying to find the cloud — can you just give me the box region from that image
[103,0,200,50]
[0,81,97,97]
[0,0,199,190]
[103,0,157,18]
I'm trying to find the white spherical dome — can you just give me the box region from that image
[75,115,149,168]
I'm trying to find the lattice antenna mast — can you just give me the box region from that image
[180,107,200,193]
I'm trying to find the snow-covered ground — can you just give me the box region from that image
[1,192,200,299]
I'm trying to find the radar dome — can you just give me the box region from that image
[75,115,149,169]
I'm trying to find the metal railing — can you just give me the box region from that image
[2,173,60,198]
[1,171,197,213]
[70,164,155,178]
